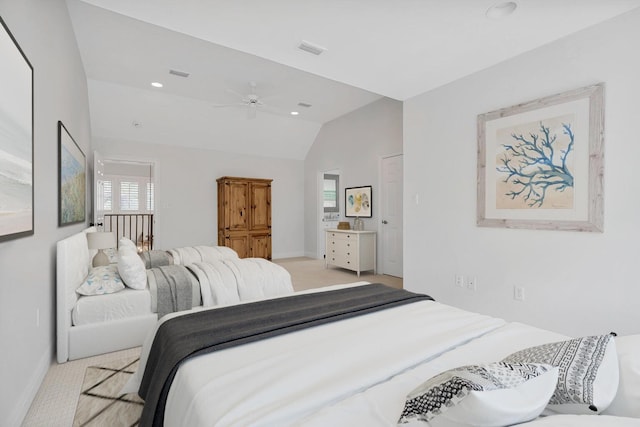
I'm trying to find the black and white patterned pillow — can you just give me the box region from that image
[503,334,619,414]
[398,362,558,426]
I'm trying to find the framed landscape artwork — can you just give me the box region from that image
[345,185,372,218]
[58,121,86,226]
[477,83,604,232]
[0,17,34,242]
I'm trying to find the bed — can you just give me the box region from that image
[125,282,640,427]
[56,228,293,363]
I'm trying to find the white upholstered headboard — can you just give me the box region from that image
[56,227,95,363]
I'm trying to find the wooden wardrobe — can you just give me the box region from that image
[217,176,272,260]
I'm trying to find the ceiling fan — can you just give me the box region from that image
[212,81,278,119]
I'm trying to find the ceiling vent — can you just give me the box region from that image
[169,69,190,78]
[297,102,312,108]
[298,40,326,56]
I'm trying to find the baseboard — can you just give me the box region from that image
[10,346,51,426]
[272,251,306,260]
[303,250,321,259]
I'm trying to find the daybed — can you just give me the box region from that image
[56,228,292,363]
[126,282,640,427]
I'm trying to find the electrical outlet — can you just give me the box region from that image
[467,277,477,291]
[514,286,525,301]
[455,274,464,287]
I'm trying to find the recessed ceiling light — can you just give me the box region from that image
[486,1,518,19]
[290,111,299,116]
[151,82,163,88]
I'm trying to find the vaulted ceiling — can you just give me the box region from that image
[67,0,640,159]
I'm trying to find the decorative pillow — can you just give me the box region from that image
[603,335,640,418]
[117,246,147,290]
[398,362,558,427]
[503,334,618,414]
[119,237,137,251]
[76,265,125,296]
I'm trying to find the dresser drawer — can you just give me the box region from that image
[326,231,357,241]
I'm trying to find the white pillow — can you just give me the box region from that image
[119,237,137,251]
[76,265,125,296]
[603,335,640,418]
[117,246,147,290]
[398,362,558,427]
[503,334,619,415]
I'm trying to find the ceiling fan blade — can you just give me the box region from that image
[225,88,247,100]
[211,102,246,108]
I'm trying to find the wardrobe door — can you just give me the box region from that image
[249,181,271,231]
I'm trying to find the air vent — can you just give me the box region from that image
[298,40,326,56]
[297,102,312,108]
[169,69,190,78]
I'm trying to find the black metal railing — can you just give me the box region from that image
[104,213,154,251]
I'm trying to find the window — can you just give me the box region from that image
[120,181,139,211]
[146,182,154,211]
[97,174,154,214]
[103,180,112,211]
[323,174,339,213]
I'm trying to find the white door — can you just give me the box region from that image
[93,151,105,230]
[381,154,403,277]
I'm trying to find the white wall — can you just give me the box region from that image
[0,1,92,425]
[404,9,640,337]
[93,137,305,258]
[304,98,403,261]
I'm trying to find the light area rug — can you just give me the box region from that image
[73,356,143,427]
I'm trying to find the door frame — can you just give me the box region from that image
[317,168,341,259]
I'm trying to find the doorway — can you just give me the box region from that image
[94,151,156,250]
[317,169,341,259]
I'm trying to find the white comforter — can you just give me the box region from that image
[188,258,294,307]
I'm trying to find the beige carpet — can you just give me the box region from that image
[73,356,142,426]
[274,257,402,291]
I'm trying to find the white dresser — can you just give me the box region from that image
[325,229,376,277]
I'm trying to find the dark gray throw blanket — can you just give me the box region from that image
[138,283,434,427]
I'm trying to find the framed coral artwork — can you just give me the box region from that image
[477,83,604,232]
